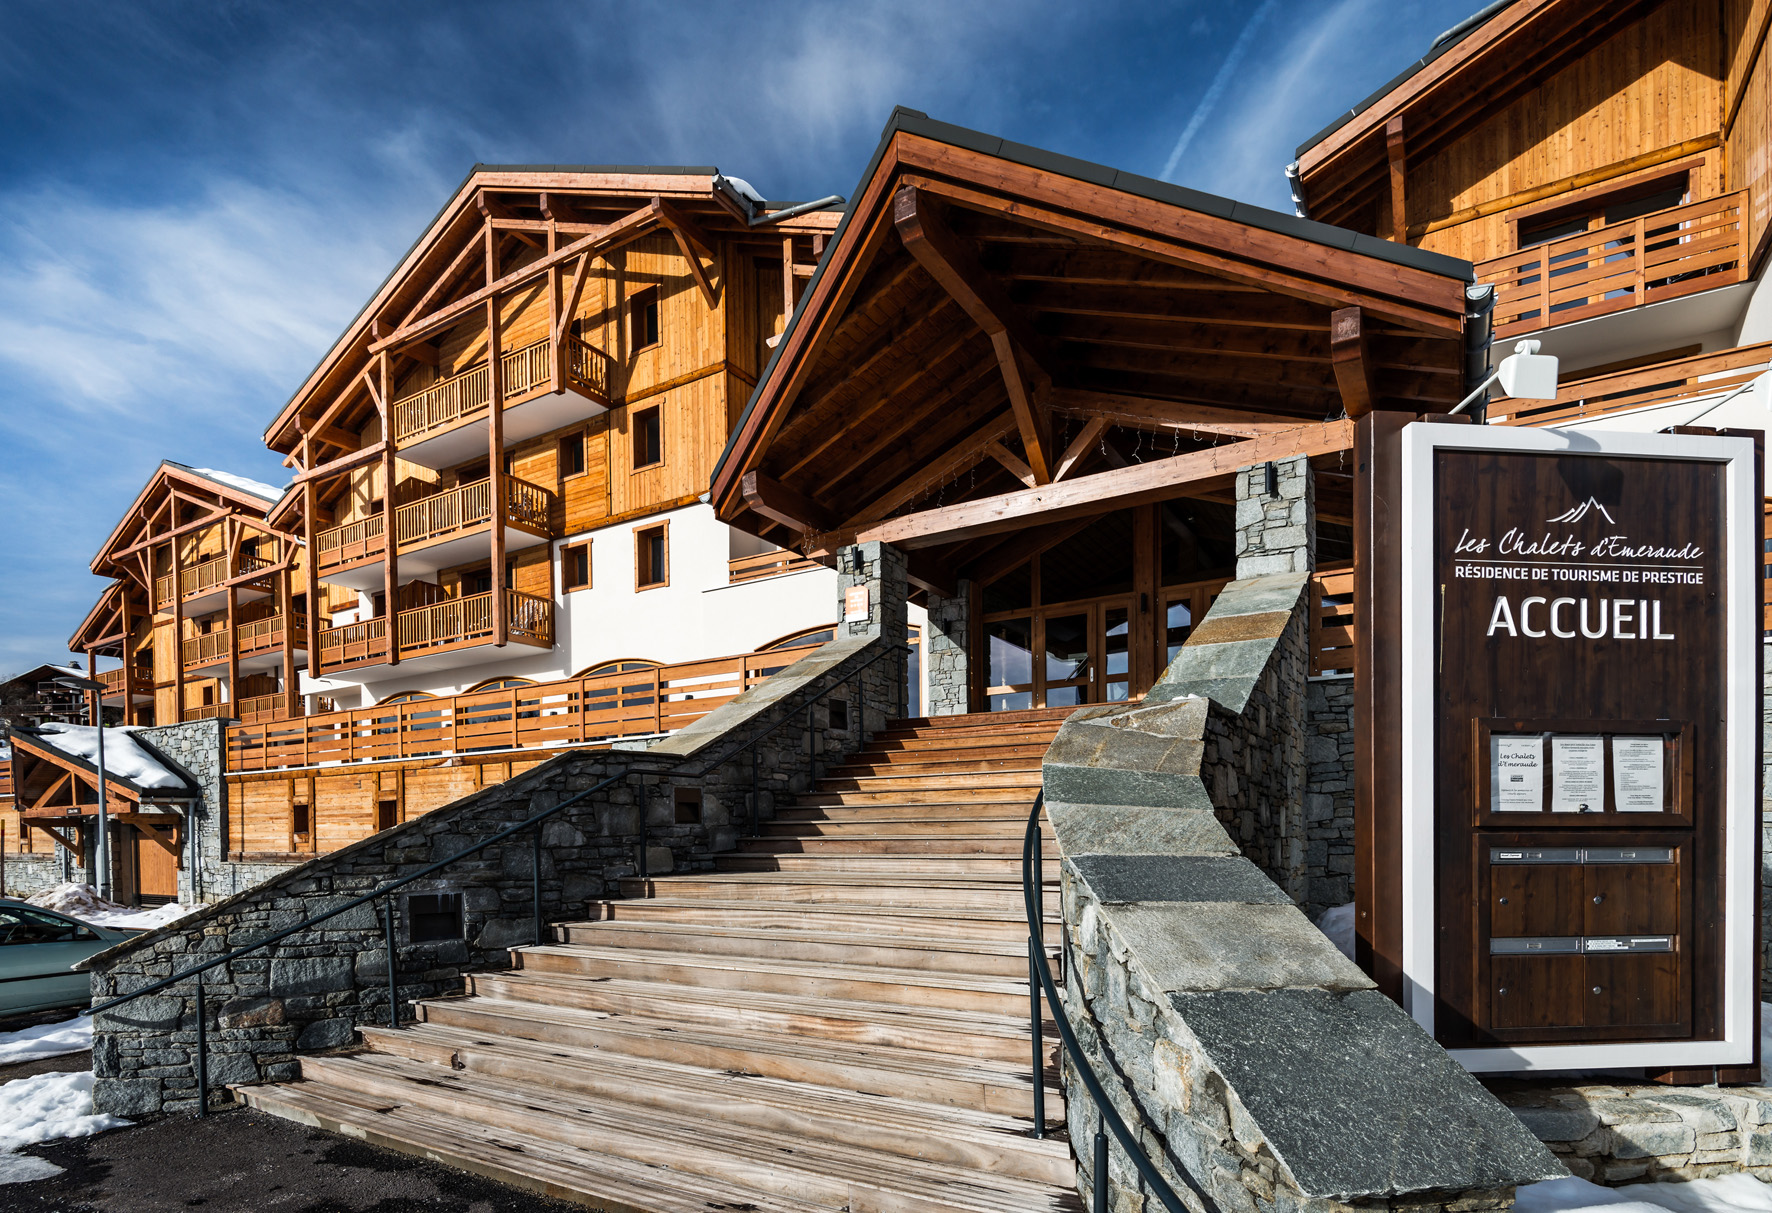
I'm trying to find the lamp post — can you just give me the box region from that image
[55,676,110,901]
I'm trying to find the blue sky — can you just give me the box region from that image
[0,0,1476,675]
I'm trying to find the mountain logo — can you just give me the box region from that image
[1547,497,1616,524]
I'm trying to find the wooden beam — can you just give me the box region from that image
[665,219,718,309]
[488,292,507,649]
[107,507,231,562]
[372,200,664,355]
[845,411,1019,526]
[293,441,388,486]
[741,470,834,534]
[984,441,1036,488]
[964,513,1103,586]
[1329,307,1378,418]
[815,419,1354,552]
[1053,388,1313,431]
[1052,417,1108,482]
[894,186,1054,483]
[398,221,490,332]
[1385,116,1407,244]
[656,198,716,263]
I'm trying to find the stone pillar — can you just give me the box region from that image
[135,718,226,904]
[1234,455,1315,577]
[924,580,971,716]
[836,541,908,734]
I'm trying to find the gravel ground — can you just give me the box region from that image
[0,1055,589,1213]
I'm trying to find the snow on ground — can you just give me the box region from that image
[0,1017,92,1066]
[0,1071,129,1184]
[190,467,284,501]
[26,883,195,930]
[31,723,187,789]
[1315,901,1355,960]
[1519,1174,1772,1213]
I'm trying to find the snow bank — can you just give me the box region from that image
[1315,901,1355,960]
[32,723,186,790]
[1518,1174,1772,1213]
[0,1017,91,1066]
[0,1071,129,1184]
[26,883,195,930]
[190,467,283,501]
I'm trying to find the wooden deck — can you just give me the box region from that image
[181,614,307,673]
[1476,192,1747,339]
[391,335,610,447]
[315,476,554,578]
[153,550,272,610]
[228,642,823,772]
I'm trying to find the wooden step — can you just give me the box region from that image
[827,751,1050,776]
[401,1002,1060,1118]
[740,835,1034,856]
[513,945,1035,1015]
[622,873,1050,910]
[547,919,1047,976]
[291,1050,1073,1213]
[761,818,1050,837]
[794,788,1040,806]
[466,969,1058,1064]
[817,771,1044,792]
[300,1047,1077,1191]
[773,801,1039,822]
[239,1079,844,1213]
[581,897,1061,943]
[717,853,1055,878]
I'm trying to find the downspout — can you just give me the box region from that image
[1462,283,1497,423]
[1285,162,1309,219]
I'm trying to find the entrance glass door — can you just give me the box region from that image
[984,600,1132,709]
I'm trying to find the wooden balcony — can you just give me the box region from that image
[1491,342,1772,428]
[188,694,301,724]
[314,477,554,587]
[315,589,554,675]
[98,667,154,702]
[1476,192,1747,339]
[728,549,823,584]
[389,336,612,468]
[155,550,274,616]
[227,641,824,772]
[181,614,308,674]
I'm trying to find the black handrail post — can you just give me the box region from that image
[383,898,399,1028]
[193,975,208,1118]
[637,782,649,881]
[1094,1111,1108,1213]
[750,747,759,836]
[1029,937,1046,1137]
[532,822,544,946]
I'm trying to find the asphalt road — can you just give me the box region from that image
[0,1053,589,1213]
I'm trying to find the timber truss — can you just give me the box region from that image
[8,729,194,859]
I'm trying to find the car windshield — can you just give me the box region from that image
[0,906,98,944]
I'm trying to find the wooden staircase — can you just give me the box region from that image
[239,707,1080,1213]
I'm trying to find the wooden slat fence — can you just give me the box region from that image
[1309,567,1356,676]
[1492,342,1772,429]
[728,550,822,583]
[226,642,824,772]
[1476,192,1746,339]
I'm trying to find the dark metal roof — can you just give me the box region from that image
[1294,0,1518,158]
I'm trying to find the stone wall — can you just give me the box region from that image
[924,580,970,717]
[85,637,890,1116]
[134,719,227,904]
[1303,675,1356,920]
[1,851,75,898]
[1043,573,1563,1213]
[1498,1081,1772,1182]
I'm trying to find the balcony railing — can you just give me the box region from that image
[1491,341,1772,428]
[187,694,300,724]
[1477,192,1747,339]
[728,549,823,584]
[315,478,553,577]
[391,336,611,446]
[97,667,153,699]
[315,590,553,673]
[155,551,273,609]
[226,641,825,772]
[181,615,307,672]
[313,515,385,575]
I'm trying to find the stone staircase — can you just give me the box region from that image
[239,707,1081,1213]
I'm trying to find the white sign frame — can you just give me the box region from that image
[1399,421,1758,1072]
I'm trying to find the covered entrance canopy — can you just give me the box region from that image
[712,110,1479,708]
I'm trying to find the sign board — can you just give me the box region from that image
[1397,422,1759,1072]
[843,584,870,623]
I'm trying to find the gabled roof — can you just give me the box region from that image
[90,460,290,578]
[710,107,1475,525]
[10,724,199,802]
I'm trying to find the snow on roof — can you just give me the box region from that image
[33,724,189,791]
[189,467,284,502]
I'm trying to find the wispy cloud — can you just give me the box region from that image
[1159,0,1280,182]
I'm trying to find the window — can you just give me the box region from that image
[630,287,660,350]
[503,450,515,476]
[292,802,311,843]
[465,677,536,693]
[827,698,849,733]
[759,626,835,651]
[559,432,586,478]
[674,787,703,825]
[0,906,96,945]
[632,406,662,468]
[375,800,398,832]
[562,542,591,592]
[636,524,668,590]
[407,892,464,943]
[1519,183,1690,248]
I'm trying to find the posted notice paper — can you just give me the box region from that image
[1612,736,1664,812]
[1491,735,1545,812]
[1551,735,1604,813]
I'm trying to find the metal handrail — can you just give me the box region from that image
[1023,793,1207,1213]
[83,641,906,1116]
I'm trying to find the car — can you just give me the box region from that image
[0,898,141,1017]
